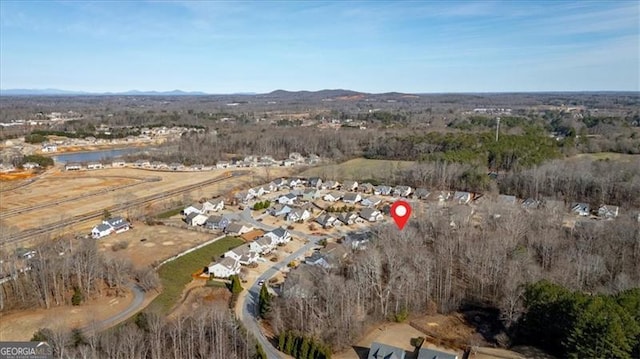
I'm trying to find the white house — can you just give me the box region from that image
[65,163,82,171]
[185,212,208,226]
[337,212,359,225]
[323,180,340,190]
[597,204,619,219]
[207,258,241,278]
[216,161,230,169]
[393,186,413,197]
[22,162,40,169]
[224,243,258,265]
[235,191,254,203]
[361,196,382,207]
[278,193,297,205]
[270,204,293,217]
[183,203,204,216]
[250,236,276,254]
[316,213,338,228]
[287,209,311,222]
[360,208,383,222]
[111,160,126,168]
[249,187,266,198]
[263,227,291,244]
[288,178,303,187]
[202,199,224,213]
[87,162,103,170]
[342,180,358,191]
[91,216,131,239]
[342,193,362,204]
[41,144,57,153]
[323,192,343,202]
[374,185,392,196]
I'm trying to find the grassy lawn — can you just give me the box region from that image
[155,206,184,219]
[148,236,244,314]
[300,158,415,181]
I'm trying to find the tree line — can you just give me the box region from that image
[268,200,640,356]
[0,238,158,311]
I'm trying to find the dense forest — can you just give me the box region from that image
[267,203,640,358]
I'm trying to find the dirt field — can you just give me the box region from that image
[0,288,135,341]
[300,158,415,180]
[97,222,216,269]
[0,166,293,246]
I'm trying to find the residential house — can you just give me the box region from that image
[342,180,358,191]
[498,194,517,205]
[316,213,338,228]
[598,204,619,219]
[216,161,230,169]
[571,202,590,217]
[41,144,58,152]
[319,242,348,261]
[22,162,40,169]
[344,231,372,250]
[433,191,451,203]
[360,208,383,222]
[413,188,431,200]
[111,160,126,167]
[204,215,230,230]
[264,182,278,193]
[65,163,82,171]
[263,227,291,244]
[87,162,103,170]
[417,348,459,359]
[304,252,332,269]
[271,178,288,190]
[92,216,131,239]
[183,203,204,216]
[249,236,276,254]
[374,185,392,196]
[361,196,382,207]
[282,159,297,167]
[302,188,320,201]
[270,204,294,217]
[368,342,406,359]
[207,258,240,278]
[224,244,259,265]
[342,192,362,204]
[202,199,225,213]
[323,180,340,190]
[358,183,375,194]
[91,223,113,239]
[337,212,360,225]
[393,185,412,197]
[323,192,343,202]
[522,198,541,210]
[288,178,303,187]
[225,223,254,236]
[307,177,323,189]
[134,159,150,167]
[453,191,472,205]
[287,208,311,222]
[278,193,297,205]
[185,212,208,226]
[235,191,254,203]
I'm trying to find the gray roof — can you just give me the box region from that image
[343,193,360,201]
[417,348,458,359]
[360,208,379,219]
[368,342,406,359]
[226,223,247,233]
[269,227,288,238]
[316,213,336,225]
[95,223,111,232]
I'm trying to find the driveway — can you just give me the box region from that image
[80,283,146,335]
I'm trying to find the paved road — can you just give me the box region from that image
[81,283,146,335]
[237,208,325,359]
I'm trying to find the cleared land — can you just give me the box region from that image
[0,166,292,247]
[571,152,640,162]
[300,158,415,181]
[148,236,244,315]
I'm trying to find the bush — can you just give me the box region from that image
[393,307,409,322]
[410,337,425,348]
[71,287,83,306]
[111,240,129,252]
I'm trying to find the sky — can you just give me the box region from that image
[1,1,638,93]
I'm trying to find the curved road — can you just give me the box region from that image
[80,283,145,335]
[237,208,325,359]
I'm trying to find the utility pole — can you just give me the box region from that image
[495,117,501,142]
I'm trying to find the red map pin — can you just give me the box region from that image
[390,200,412,230]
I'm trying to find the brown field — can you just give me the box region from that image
[98,223,216,269]
[0,171,36,181]
[0,166,294,247]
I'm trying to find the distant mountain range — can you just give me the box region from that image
[0,89,212,96]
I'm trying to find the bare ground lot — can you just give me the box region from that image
[0,166,293,246]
